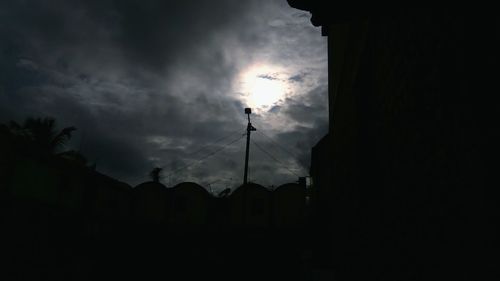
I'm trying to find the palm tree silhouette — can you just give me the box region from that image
[8,117,79,158]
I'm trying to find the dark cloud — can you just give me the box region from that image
[257,74,280,80]
[288,72,308,83]
[0,0,327,191]
[269,105,282,114]
[0,0,256,71]
[282,84,328,125]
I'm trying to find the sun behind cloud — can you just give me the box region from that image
[238,64,288,110]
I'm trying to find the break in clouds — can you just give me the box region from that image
[0,0,327,192]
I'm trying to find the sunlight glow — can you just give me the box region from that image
[238,64,287,110]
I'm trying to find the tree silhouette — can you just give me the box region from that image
[3,117,89,166]
[149,167,162,183]
[8,117,76,155]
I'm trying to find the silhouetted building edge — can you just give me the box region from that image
[287,3,490,280]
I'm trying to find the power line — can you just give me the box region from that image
[126,129,244,185]
[251,121,309,169]
[158,128,244,170]
[165,134,244,179]
[251,139,302,178]
[163,134,246,180]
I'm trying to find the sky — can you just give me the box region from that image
[0,0,328,193]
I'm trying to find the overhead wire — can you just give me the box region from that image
[127,116,310,185]
[125,128,244,185]
[250,139,302,178]
[158,127,245,170]
[163,133,246,181]
[251,120,309,170]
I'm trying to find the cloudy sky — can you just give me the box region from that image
[0,0,327,193]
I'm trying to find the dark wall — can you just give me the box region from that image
[298,6,493,280]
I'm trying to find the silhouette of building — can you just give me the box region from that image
[0,139,133,279]
[288,2,490,280]
[309,133,334,270]
[1,118,315,280]
[169,182,211,230]
[229,183,272,228]
[272,182,307,229]
[132,181,169,224]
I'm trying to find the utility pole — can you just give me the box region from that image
[243,108,256,185]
